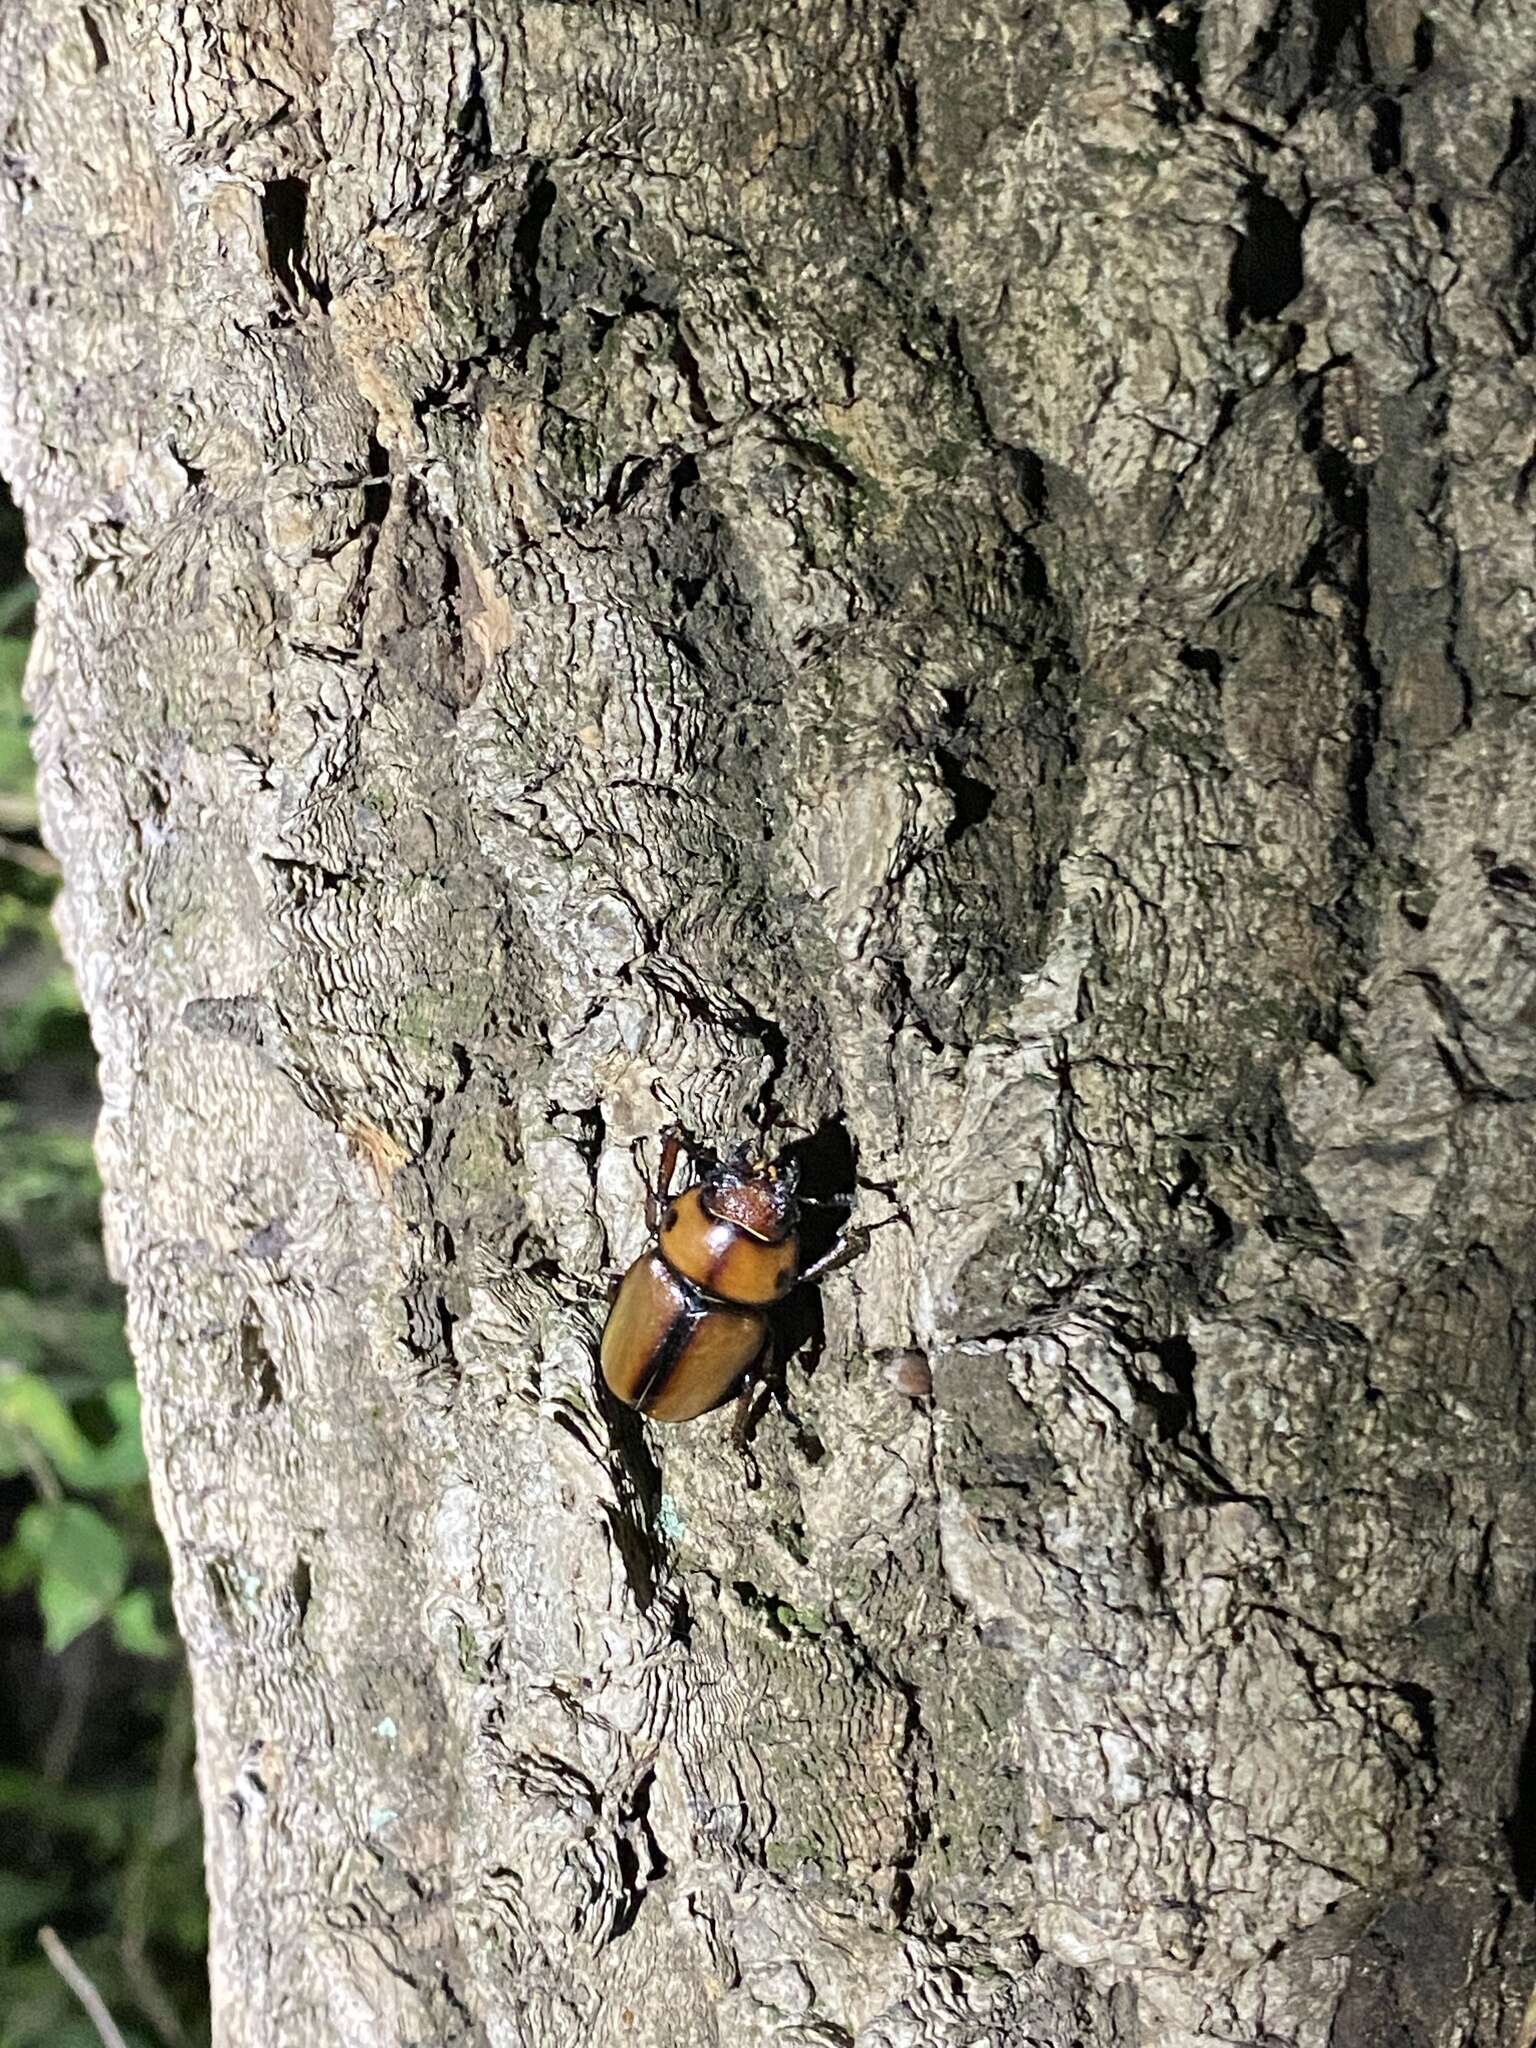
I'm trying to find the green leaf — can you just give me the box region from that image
[72,1380,148,1489]
[0,1295,132,1388]
[36,1572,109,1651]
[110,1587,173,1657]
[0,966,86,1071]
[0,1121,100,1224]
[0,1868,67,1936]
[14,1499,128,1650]
[0,1537,32,1591]
[0,1370,92,1477]
[71,1311,134,1384]
[0,579,35,633]
[0,633,33,798]
[0,889,54,945]
[0,1372,145,1490]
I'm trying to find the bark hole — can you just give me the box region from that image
[781,1121,859,1255]
[78,7,107,69]
[936,746,997,846]
[626,1769,668,1883]
[239,1309,282,1411]
[1368,95,1403,171]
[361,430,391,526]
[1125,0,1203,112]
[602,1501,659,1614]
[260,179,324,309]
[1311,0,1371,88]
[1127,1337,1199,1443]
[1492,102,1536,355]
[1228,188,1305,331]
[206,1558,236,1621]
[1178,643,1223,685]
[509,167,557,369]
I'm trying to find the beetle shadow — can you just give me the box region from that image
[732,1119,862,1449]
[594,1380,667,1550]
[780,1117,860,1268]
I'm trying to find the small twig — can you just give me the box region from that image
[118,1672,195,2048]
[41,1625,98,1784]
[0,1408,64,1506]
[38,1926,131,2048]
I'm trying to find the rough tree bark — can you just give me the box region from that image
[3,1,1536,2043]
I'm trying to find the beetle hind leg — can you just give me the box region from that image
[730,1338,775,1452]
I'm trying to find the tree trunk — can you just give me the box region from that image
[3,2,1535,2043]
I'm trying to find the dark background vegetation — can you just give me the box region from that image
[0,482,208,2045]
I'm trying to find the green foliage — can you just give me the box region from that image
[10,1502,128,1652]
[0,1295,134,1392]
[0,503,208,2045]
[0,1372,147,1491]
[109,1587,173,1659]
[0,970,90,1072]
[0,634,34,808]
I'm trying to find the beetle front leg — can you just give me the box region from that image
[634,1125,686,1233]
[796,1225,871,1286]
[637,1123,720,1230]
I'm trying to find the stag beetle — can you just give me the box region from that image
[600,1127,870,1424]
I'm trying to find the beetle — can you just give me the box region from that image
[600,1127,868,1425]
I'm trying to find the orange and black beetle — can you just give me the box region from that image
[600,1128,865,1424]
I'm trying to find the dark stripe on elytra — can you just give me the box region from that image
[632,1273,708,1413]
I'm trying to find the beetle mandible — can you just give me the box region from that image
[600,1126,868,1424]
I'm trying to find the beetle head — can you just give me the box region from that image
[702,1145,801,1241]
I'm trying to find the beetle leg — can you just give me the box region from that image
[639,1123,718,1230]
[632,1140,660,1231]
[797,1225,872,1285]
[729,1338,775,1452]
[655,1126,685,1208]
[730,1380,755,1450]
[634,1126,683,1233]
[671,1125,721,1176]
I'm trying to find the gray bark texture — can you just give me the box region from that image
[3,1,1536,2043]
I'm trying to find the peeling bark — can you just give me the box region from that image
[3,2,1536,2043]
